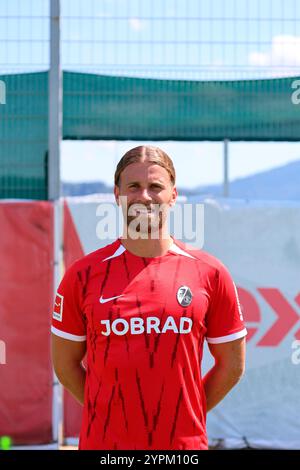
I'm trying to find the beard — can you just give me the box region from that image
[125,202,167,237]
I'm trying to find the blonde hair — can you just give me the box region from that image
[114,146,176,187]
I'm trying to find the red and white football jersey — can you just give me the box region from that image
[51,237,247,450]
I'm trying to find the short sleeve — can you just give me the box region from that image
[51,263,87,342]
[205,264,247,344]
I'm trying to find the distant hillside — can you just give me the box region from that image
[63,181,112,196]
[62,160,300,200]
[198,160,300,200]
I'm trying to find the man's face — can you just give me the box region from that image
[114,161,177,237]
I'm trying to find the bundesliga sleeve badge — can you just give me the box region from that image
[177,286,193,307]
[53,293,64,322]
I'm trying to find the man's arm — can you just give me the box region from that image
[51,333,87,406]
[203,337,246,412]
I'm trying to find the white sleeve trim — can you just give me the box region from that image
[206,328,247,344]
[51,325,87,342]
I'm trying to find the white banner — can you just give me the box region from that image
[65,195,300,449]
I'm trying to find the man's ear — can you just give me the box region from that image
[114,185,120,205]
[169,186,178,207]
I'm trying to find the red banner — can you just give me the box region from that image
[0,202,54,445]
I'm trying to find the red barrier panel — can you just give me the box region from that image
[0,201,54,445]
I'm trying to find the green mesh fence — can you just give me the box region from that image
[63,72,300,142]
[0,71,300,199]
[0,72,48,200]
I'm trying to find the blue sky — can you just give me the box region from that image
[1,0,300,78]
[1,0,300,187]
[61,140,300,187]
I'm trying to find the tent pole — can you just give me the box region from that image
[223,139,229,197]
[49,0,63,449]
[48,0,62,201]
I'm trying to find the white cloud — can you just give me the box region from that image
[248,51,270,67]
[249,35,300,69]
[128,18,144,31]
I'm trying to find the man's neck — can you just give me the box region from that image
[120,233,173,258]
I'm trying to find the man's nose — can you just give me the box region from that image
[138,188,153,203]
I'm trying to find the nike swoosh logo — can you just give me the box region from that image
[99,294,124,304]
[54,302,61,307]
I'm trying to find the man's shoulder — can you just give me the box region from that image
[67,239,121,273]
[173,238,226,273]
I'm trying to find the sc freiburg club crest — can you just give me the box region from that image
[177,286,193,307]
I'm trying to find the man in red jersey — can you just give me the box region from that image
[51,145,247,450]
